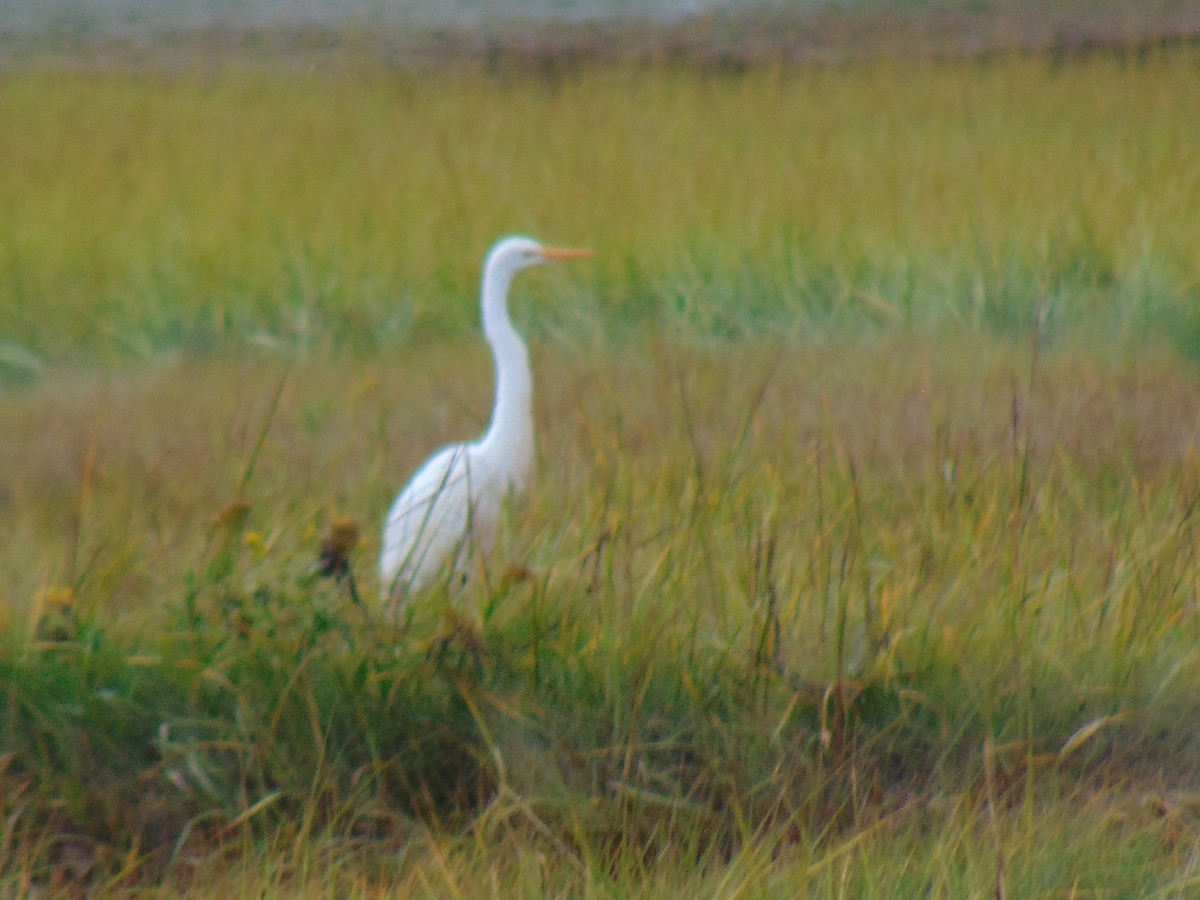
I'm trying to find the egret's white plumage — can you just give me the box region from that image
[380,235,591,607]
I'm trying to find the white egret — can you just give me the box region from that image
[380,235,592,608]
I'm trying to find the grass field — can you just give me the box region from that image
[1,41,1200,896]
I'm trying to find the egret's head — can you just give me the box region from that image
[486,235,593,279]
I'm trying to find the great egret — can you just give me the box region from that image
[379,235,592,608]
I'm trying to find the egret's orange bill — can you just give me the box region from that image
[541,246,594,261]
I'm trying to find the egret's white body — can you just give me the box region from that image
[380,236,590,607]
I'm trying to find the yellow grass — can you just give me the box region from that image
[1,52,1199,355]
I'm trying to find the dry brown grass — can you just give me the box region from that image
[4,332,1196,631]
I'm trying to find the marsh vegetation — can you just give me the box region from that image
[1,38,1199,896]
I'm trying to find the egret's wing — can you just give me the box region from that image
[380,445,480,600]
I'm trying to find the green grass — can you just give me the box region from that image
[2,46,1200,895]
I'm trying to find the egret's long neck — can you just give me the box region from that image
[477,261,533,474]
